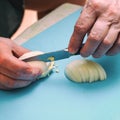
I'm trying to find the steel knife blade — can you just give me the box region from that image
[20,44,83,62]
[20,48,80,62]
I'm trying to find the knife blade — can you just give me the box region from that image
[20,44,83,62]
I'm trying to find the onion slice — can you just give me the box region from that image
[64,59,107,83]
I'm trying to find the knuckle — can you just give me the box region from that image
[91,0,99,7]
[23,66,33,75]
[88,0,103,10]
[15,65,38,80]
[108,6,118,16]
[74,23,87,34]
[15,66,31,79]
[103,39,112,47]
[89,32,100,42]
[107,6,120,23]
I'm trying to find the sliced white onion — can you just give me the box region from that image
[64,59,107,83]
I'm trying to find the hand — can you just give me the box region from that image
[0,37,42,90]
[68,0,120,58]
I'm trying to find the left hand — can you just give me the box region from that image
[0,37,42,90]
[68,0,120,58]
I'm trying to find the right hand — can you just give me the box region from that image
[0,37,42,90]
[68,0,120,58]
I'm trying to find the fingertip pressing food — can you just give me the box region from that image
[19,51,54,79]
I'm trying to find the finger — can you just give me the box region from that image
[106,34,120,55]
[0,37,30,57]
[0,73,32,89]
[80,17,110,57]
[12,42,30,57]
[93,26,119,57]
[68,4,97,54]
[0,65,38,80]
[0,55,42,80]
[0,66,20,78]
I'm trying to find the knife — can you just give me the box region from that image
[20,45,83,62]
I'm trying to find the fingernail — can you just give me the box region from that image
[68,47,78,54]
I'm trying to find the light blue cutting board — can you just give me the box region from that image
[0,9,120,120]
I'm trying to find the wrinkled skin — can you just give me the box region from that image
[0,37,42,90]
[68,0,120,58]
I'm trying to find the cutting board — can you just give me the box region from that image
[0,9,120,120]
